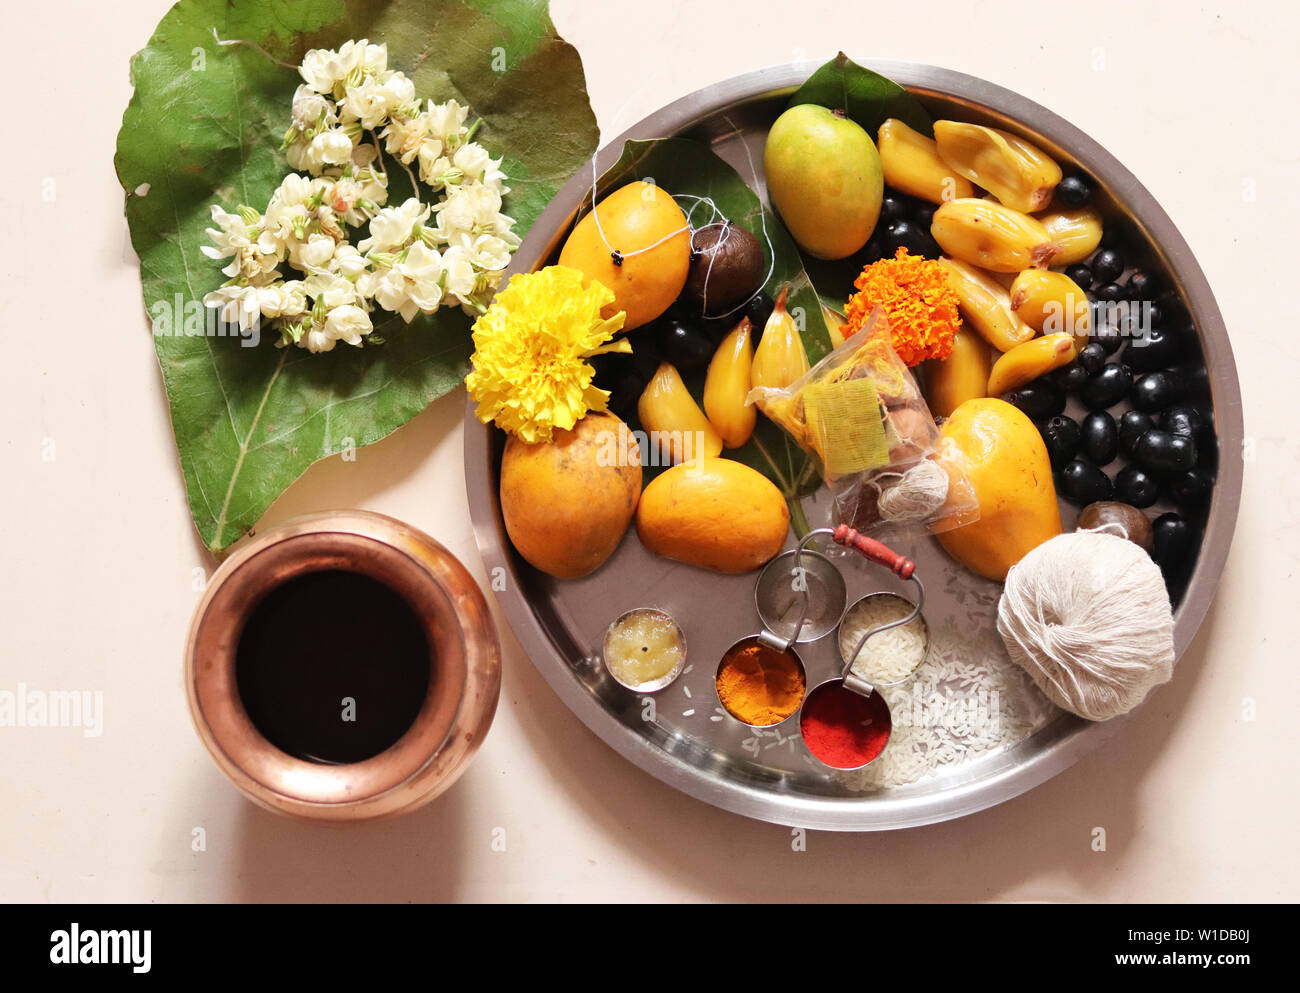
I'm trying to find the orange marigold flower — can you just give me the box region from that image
[844,248,961,366]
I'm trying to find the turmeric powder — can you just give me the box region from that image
[844,248,961,367]
[715,640,806,727]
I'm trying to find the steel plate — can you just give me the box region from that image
[462,62,1243,830]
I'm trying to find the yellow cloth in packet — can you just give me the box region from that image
[802,378,890,477]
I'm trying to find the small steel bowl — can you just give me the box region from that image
[837,592,932,688]
[714,634,807,728]
[601,607,687,693]
[799,678,894,771]
[754,549,847,644]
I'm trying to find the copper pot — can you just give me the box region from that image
[185,511,501,821]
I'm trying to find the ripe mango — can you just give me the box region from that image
[764,105,883,260]
[501,411,642,579]
[636,458,789,573]
[936,399,1062,581]
[558,181,690,331]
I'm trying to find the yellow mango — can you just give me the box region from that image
[764,105,883,260]
[501,412,641,579]
[936,399,1063,581]
[558,181,691,330]
[636,458,790,574]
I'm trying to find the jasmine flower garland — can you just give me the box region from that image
[201,39,520,353]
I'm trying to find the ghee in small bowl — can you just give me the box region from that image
[601,608,687,693]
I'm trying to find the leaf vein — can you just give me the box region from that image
[212,349,288,546]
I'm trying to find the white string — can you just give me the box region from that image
[704,116,778,321]
[997,532,1174,721]
[583,110,780,322]
[211,28,299,71]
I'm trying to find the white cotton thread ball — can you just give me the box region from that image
[877,459,949,522]
[996,531,1175,721]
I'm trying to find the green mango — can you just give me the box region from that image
[764,105,884,261]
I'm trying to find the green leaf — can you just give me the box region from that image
[788,52,932,137]
[115,0,598,552]
[594,137,831,532]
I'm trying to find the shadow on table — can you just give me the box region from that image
[246,396,463,541]
[509,574,1230,902]
[227,782,470,903]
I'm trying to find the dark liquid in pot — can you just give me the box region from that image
[235,569,431,764]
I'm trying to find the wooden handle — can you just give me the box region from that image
[832,524,915,579]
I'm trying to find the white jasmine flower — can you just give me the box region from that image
[204,282,269,331]
[330,244,369,280]
[438,244,478,308]
[299,45,362,95]
[202,206,285,280]
[201,205,253,260]
[298,51,338,95]
[366,242,447,322]
[359,197,430,254]
[302,304,373,353]
[341,71,416,130]
[327,177,363,219]
[325,175,359,208]
[275,173,317,206]
[259,280,307,319]
[399,242,448,314]
[304,271,364,310]
[286,128,356,174]
[451,142,495,184]
[264,178,314,243]
[417,143,455,190]
[312,129,357,169]
[381,113,432,165]
[284,139,313,173]
[299,39,383,96]
[360,266,404,318]
[434,184,503,238]
[325,169,388,227]
[355,41,388,77]
[288,232,337,271]
[425,99,469,142]
[291,85,336,131]
[450,231,515,274]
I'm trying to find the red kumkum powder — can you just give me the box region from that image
[799,682,892,769]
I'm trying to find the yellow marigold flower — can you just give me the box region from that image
[466,265,630,444]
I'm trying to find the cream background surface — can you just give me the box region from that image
[2,0,1297,902]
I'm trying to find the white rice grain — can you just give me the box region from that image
[838,595,928,684]
[836,616,1060,791]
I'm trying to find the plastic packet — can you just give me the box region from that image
[748,307,979,536]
